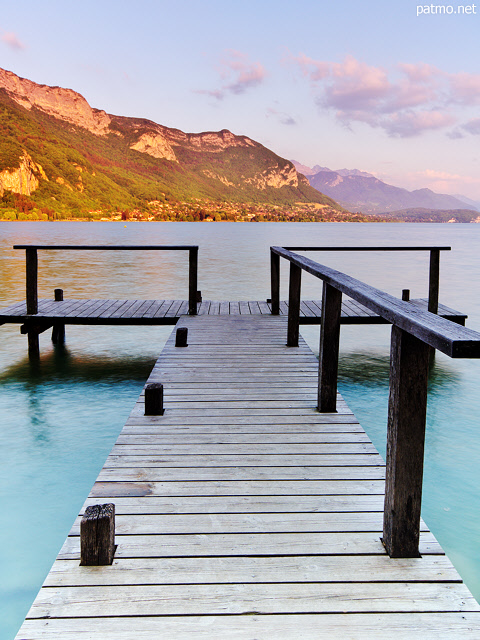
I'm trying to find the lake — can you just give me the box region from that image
[1,220,480,639]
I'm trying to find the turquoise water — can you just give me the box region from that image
[1,221,480,639]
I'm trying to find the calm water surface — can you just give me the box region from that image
[1,221,480,639]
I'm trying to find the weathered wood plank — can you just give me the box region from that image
[44,554,462,587]
[28,582,478,619]
[57,531,443,559]
[16,613,480,639]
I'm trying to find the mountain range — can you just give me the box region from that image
[0,67,341,220]
[292,161,479,215]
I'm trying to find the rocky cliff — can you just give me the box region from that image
[0,152,47,196]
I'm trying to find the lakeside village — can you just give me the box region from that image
[0,194,385,223]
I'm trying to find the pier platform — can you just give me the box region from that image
[15,314,480,639]
[0,297,467,326]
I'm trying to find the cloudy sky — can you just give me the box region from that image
[2,0,480,199]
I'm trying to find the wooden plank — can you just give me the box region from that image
[104,453,384,467]
[115,433,371,444]
[109,442,378,455]
[97,466,386,482]
[89,479,386,497]
[81,494,385,513]
[237,301,248,315]
[57,531,443,559]
[16,613,480,639]
[219,301,230,315]
[27,582,479,618]
[44,554,461,587]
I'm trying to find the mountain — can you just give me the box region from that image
[0,68,342,219]
[292,161,477,214]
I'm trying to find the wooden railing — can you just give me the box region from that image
[14,244,199,316]
[270,245,480,559]
[270,245,450,319]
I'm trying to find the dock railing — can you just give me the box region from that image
[14,244,199,316]
[270,245,480,559]
[270,245,451,318]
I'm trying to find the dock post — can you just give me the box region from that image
[317,282,342,412]
[176,327,188,347]
[52,289,65,344]
[402,289,410,301]
[286,262,301,346]
[383,325,430,557]
[145,382,165,415]
[270,250,280,315]
[189,248,198,315]
[428,249,440,314]
[25,248,38,315]
[80,503,116,566]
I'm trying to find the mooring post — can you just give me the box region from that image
[80,503,116,566]
[52,288,65,344]
[383,325,430,557]
[189,248,198,315]
[317,282,342,412]
[270,250,280,315]
[402,289,410,301]
[286,262,301,346]
[145,382,165,415]
[176,327,188,347]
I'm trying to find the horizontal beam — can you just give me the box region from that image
[282,246,451,252]
[271,246,480,358]
[13,245,198,251]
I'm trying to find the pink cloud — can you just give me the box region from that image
[291,54,479,138]
[196,50,266,100]
[448,72,480,105]
[1,31,25,50]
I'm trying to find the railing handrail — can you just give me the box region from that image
[282,246,451,251]
[16,244,199,316]
[271,246,480,358]
[13,244,198,250]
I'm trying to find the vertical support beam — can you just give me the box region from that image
[52,288,65,344]
[27,330,40,359]
[188,248,198,315]
[286,262,301,346]
[383,325,430,558]
[428,249,440,314]
[270,250,280,315]
[317,282,342,412]
[25,248,38,315]
[80,503,116,566]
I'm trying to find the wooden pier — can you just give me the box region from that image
[7,243,480,637]
[15,314,480,638]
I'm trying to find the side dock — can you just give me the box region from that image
[16,315,480,639]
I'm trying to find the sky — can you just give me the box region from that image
[1,0,480,200]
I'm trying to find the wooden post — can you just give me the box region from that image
[189,248,198,315]
[80,503,116,566]
[428,249,440,314]
[286,262,301,347]
[25,248,38,315]
[383,325,430,558]
[317,282,342,412]
[52,288,65,344]
[402,289,410,301]
[270,250,280,315]
[145,382,164,415]
[175,327,188,347]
